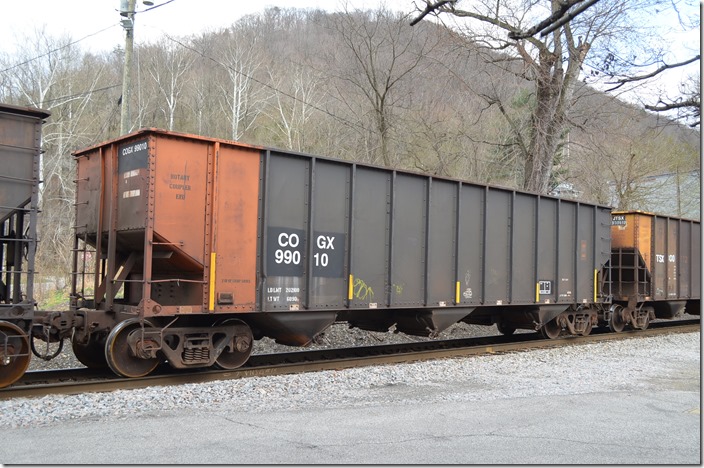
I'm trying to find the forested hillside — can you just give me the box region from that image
[0,6,699,282]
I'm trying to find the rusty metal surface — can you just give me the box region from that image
[73,130,264,319]
[210,143,260,311]
[611,210,701,302]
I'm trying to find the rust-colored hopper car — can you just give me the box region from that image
[607,210,700,330]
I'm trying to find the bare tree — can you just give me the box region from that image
[644,75,700,127]
[329,7,437,167]
[610,59,700,127]
[597,0,700,127]
[411,0,601,38]
[265,65,323,151]
[570,102,699,216]
[143,39,196,131]
[413,0,699,129]
[0,27,115,281]
[410,0,684,194]
[184,32,223,135]
[216,21,265,141]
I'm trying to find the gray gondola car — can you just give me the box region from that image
[259,150,614,339]
[0,103,50,387]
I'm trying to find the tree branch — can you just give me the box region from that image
[409,0,456,26]
[508,0,602,40]
[645,98,700,112]
[605,54,700,87]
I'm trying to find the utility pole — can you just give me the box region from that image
[120,0,136,135]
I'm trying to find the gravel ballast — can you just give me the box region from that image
[2,331,699,429]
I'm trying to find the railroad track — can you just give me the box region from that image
[1,319,699,400]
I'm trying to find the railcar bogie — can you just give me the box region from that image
[462,303,601,339]
[522,307,598,339]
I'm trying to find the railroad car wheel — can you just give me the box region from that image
[214,319,253,370]
[608,305,626,333]
[105,319,160,378]
[540,318,561,339]
[580,320,593,336]
[496,322,516,336]
[635,312,650,330]
[72,336,109,369]
[0,321,31,388]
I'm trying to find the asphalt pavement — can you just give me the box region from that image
[2,377,700,464]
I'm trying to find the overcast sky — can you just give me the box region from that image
[0,0,417,54]
[2,0,697,60]
[1,0,698,109]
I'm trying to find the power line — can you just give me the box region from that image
[39,84,122,107]
[166,34,372,139]
[167,32,516,173]
[0,24,118,74]
[1,0,178,75]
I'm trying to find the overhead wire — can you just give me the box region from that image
[3,7,523,177]
[0,0,175,74]
[0,1,439,157]
[39,84,122,107]
[0,2,177,131]
[0,24,118,74]
[165,34,375,140]
[161,31,519,176]
[165,32,495,171]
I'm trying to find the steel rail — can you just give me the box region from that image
[1,320,699,400]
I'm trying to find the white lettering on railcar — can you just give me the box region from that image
[122,189,141,198]
[121,142,148,155]
[316,235,335,249]
[274,232,302,265]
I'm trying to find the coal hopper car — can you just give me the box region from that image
[0,103,50,387]
[67,128,614,378]
[605,210,700,331]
